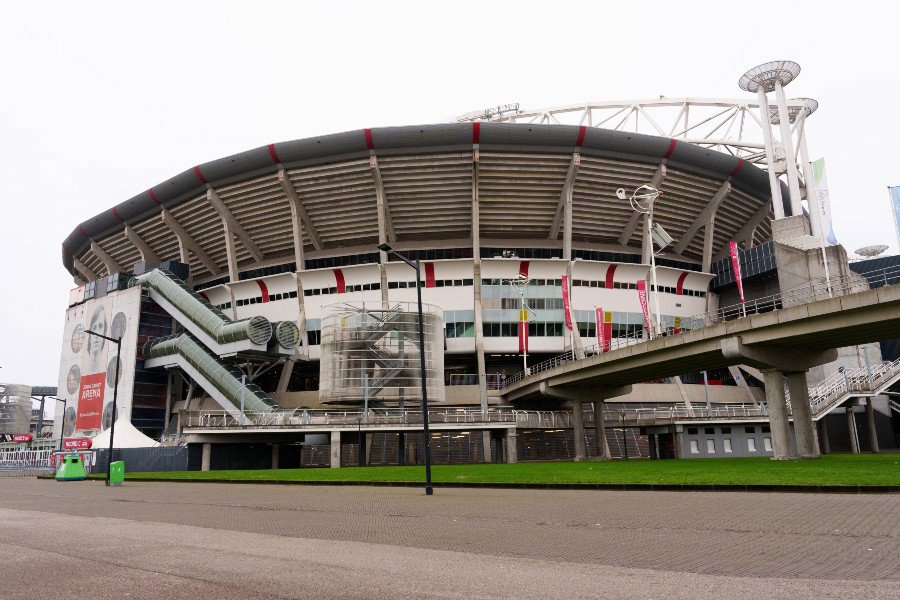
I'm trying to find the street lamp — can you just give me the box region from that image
[85,329,122,486]
[51,397,67,452]
[377,242,434,496]
[619,185,669,339]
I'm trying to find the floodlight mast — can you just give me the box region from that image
[621,185,664,339]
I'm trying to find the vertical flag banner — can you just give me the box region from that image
[812,158,838,245]
[729,241,745,304]
[674,316,682,335]
[561,275,573,331]
[518,308,528,354]
[636,280,651,333]
[890,187,900,253]
[595,308,604,351]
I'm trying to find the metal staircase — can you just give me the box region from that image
[785,358,900,418]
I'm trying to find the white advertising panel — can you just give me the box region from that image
[54,286,142,439]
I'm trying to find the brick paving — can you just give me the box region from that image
[0,478,897,599]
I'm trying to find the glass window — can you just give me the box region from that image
[744,426,755,434]
[723,439,733,453]
[706,439,716,454]
[747,438,757,452]
[687,427,698,435]
[704,427,715,435]
[689,440,699,454]
[763,437,773,452]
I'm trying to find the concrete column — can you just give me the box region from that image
[785,372,819,459]
[865,398,880,453]
[592,400,611,459]
[572,402,587,462]
[276,360,295,394]
[563,180,573,260]
[398,432,406,466]
[846,407,859,454]
[365,434,373,466]
[674,426,685,459]
[482,430,492,463]
[701,219,715,273]
[648,434,658,460]
[201,443,211,472]
[763,369,793,459]
[271,444,280,469]
[817,418,830,454]
[330,430,341,468]
[505,428,518,464]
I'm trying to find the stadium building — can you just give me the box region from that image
[47,63,899,468]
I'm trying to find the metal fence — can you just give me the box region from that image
[0,450,56,477]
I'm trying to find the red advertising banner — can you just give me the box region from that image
[594,308,612,352]
[517,309,529,354]
[561,275,573,331]
[76,372,105,430]
[12,434,32,443]
[63,438,93,450]
[729,241,745,304]
[637,280,652,333]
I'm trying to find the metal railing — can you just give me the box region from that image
[448,373,504,390]
[503,265,900,388]
[0,450,56,477]
[182,407,518,430]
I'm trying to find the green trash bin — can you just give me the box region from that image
[55,455,87,481]
[109,460,125,486]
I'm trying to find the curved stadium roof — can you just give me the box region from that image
[62,122,781,282]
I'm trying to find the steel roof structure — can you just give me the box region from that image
[62,122,780,283]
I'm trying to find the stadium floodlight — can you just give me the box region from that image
[621,184,664,339]
[651,223,673,251]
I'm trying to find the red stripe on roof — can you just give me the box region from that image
[605,264,618,288]
[111,207,124,222]
[77,225,89,238]
[256,279,270,303]
[518,260,530,279]
[575,126,586,147]
[730,158,744,177]
[364,128,375,150]
[268,144,281,165]
[148,188,161,205]
[424,262,436,288]
[664,139,677,158]
[332,268,346,294]
[193,166,208,185]
[472,122,480,144]
[675,271,689,295]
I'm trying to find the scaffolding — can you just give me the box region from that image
[319,302,445,406]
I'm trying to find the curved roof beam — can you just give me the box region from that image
[549,152,580,240]
[369,155,396,243]
[160,209,221,276]
[206,189,264,263]
[90,241,123,275]
[617,164,667,247]
[277,169,322,252]
[124,225,160,263]
[672,181,732,256]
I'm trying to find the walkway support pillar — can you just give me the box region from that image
[785,371,819,458]
[330,430,341,468]
[571,401,587,461]
[846,406,859,454]
[763,369,793,459]
[271,444,280,469]
[201,443,211,471]
[505,428,518,464]
[592,400,611,460]
[482,430,492,463]
[865,398,880,453]
[817,418,830,454]
[674,426,686,459]
[648,434,658,460]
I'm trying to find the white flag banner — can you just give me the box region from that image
[812,158,838,245]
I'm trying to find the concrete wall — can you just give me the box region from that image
[680,423,777,458]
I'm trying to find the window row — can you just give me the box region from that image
[236,290,299,306]
[482,278,563,287]
[387,279,473,289]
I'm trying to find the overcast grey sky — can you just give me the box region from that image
[1,1,898,391]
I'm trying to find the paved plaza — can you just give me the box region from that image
[0,478,897,599]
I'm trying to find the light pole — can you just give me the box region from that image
[51,397,68,452]
[619,185,667,338]
[85,329,122,486]
[377,243,434,495]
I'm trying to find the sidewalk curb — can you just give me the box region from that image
[58,476,900,494]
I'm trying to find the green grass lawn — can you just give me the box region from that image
[107,454,900,487]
